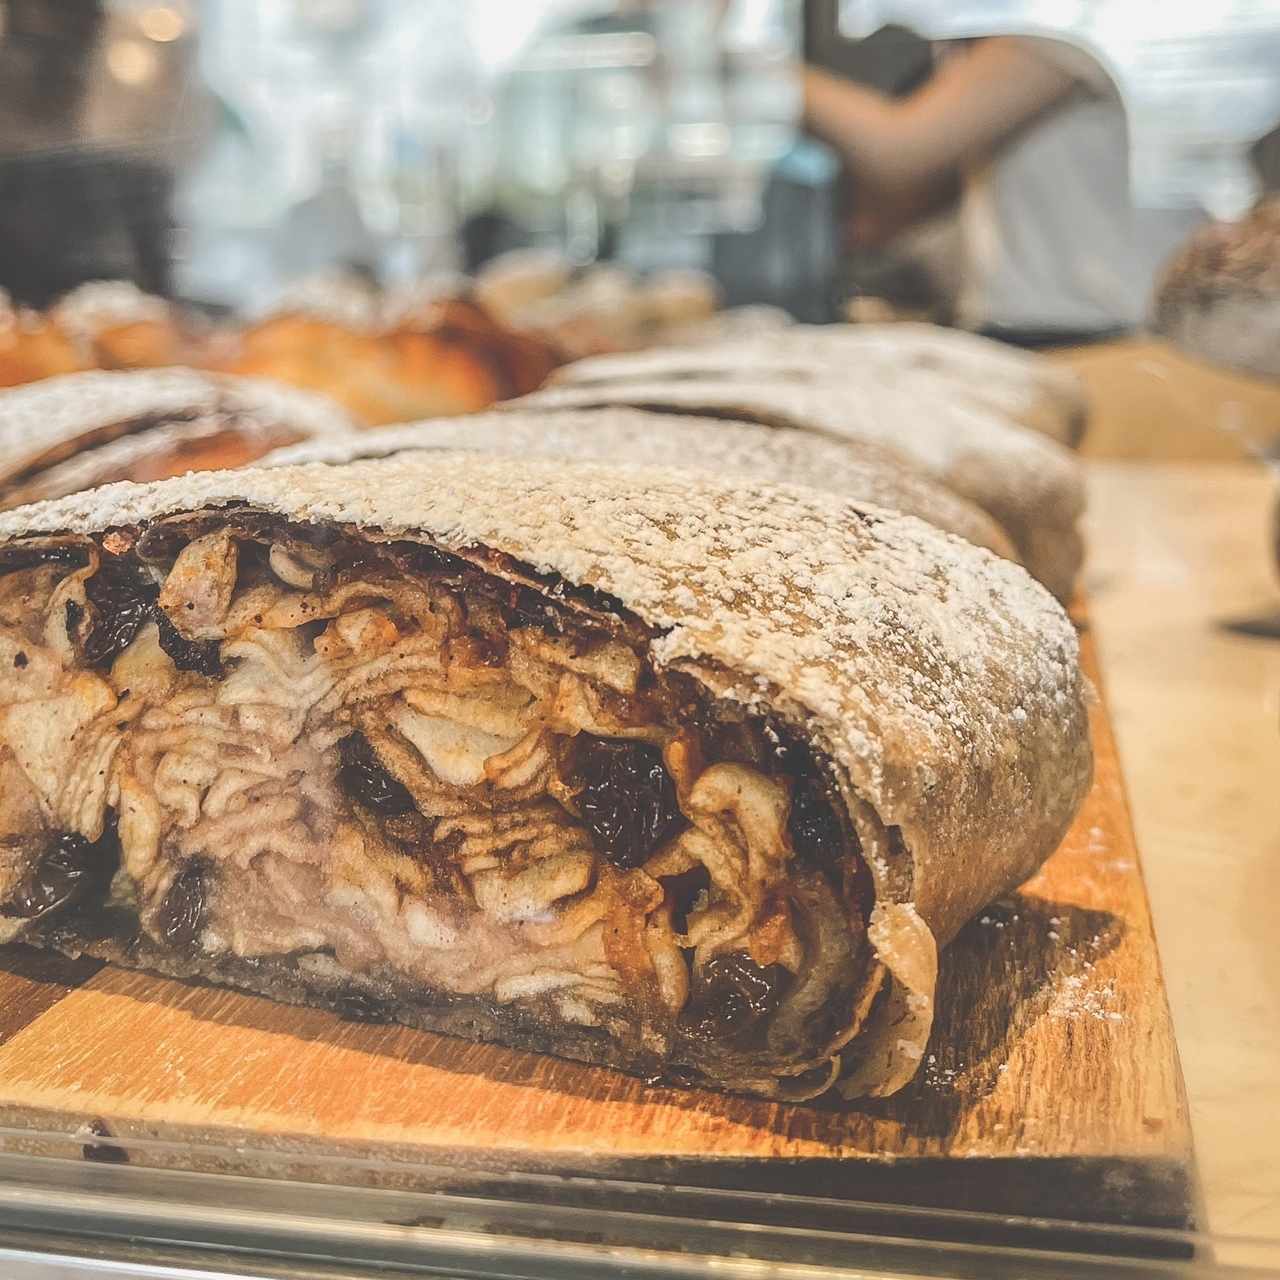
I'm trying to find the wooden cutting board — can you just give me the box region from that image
[0,623,1197,1231]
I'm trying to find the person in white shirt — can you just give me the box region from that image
[803,37,1203,342]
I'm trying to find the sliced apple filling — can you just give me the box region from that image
[0,518,881,1093]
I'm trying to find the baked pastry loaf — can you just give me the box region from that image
[0,369,355,508]
[515,380,1085,603]
[1152,199,1280,380]
[51,281,197,371]
[475,255,728,359]
[552,323,1088,447]
[263,408,1018,563]
[0,453,1091,1100]
[211,314,503,425]
[0,292,90,388]
[215,297,557,426]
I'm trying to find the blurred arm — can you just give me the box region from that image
[803,38,1077,194]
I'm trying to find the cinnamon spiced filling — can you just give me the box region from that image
[0,518,881,1086]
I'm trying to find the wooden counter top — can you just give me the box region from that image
[1061,338,1280,464]
[1086,461,1280,1244]
[1064,332,1280,1245]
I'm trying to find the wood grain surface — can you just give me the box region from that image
[1057,337,1280,465]
[1085,462,1280,1255]
[0,625,1196,1228]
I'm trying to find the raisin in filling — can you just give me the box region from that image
[82,559,159,668]
[10,814,121,923]
[572,737,685,870]
[0,522,879,1091]
[155,860,210,948]
[154,611,223,677]
[788,776,848,880]
[338,733,416,816]
[77,556,224,676]
[681,952,791,1045]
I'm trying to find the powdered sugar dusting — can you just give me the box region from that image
[260,408,1016,560]
[549,322,1088,460]
[556,322,1085,427]
[513,377,1085,600]
[519,378,1078,508]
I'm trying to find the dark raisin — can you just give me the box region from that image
[467,630,508,667]
[379,809,436,851]
[573,737,684,870]
[338,734,415,816]
[82,558,158,668]
[13,652,27,668]
[64,599,84,637]
[502,585,555,631]
[390,542,469,577]
[155,861,208,948]
[9,813,120,922]
[0,545,84,573]
[787,775,848,880]
[154,610,224,677]
[680,952,789,1042]
[662,865,710,935]
[332,989,391,1024]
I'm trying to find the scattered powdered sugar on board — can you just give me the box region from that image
[1049,972,1124,1023]
[921,1051,968,1090]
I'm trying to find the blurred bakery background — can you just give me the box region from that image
[1,0,1274,328]
[2,0,1280,457]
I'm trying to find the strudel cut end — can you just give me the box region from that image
[0,454,1092,1099]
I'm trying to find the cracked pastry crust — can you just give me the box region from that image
[0,454,1092,1099]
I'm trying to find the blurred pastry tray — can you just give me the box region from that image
[0,612,1198,1249]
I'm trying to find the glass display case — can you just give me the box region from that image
[0,1128,1277,1278]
